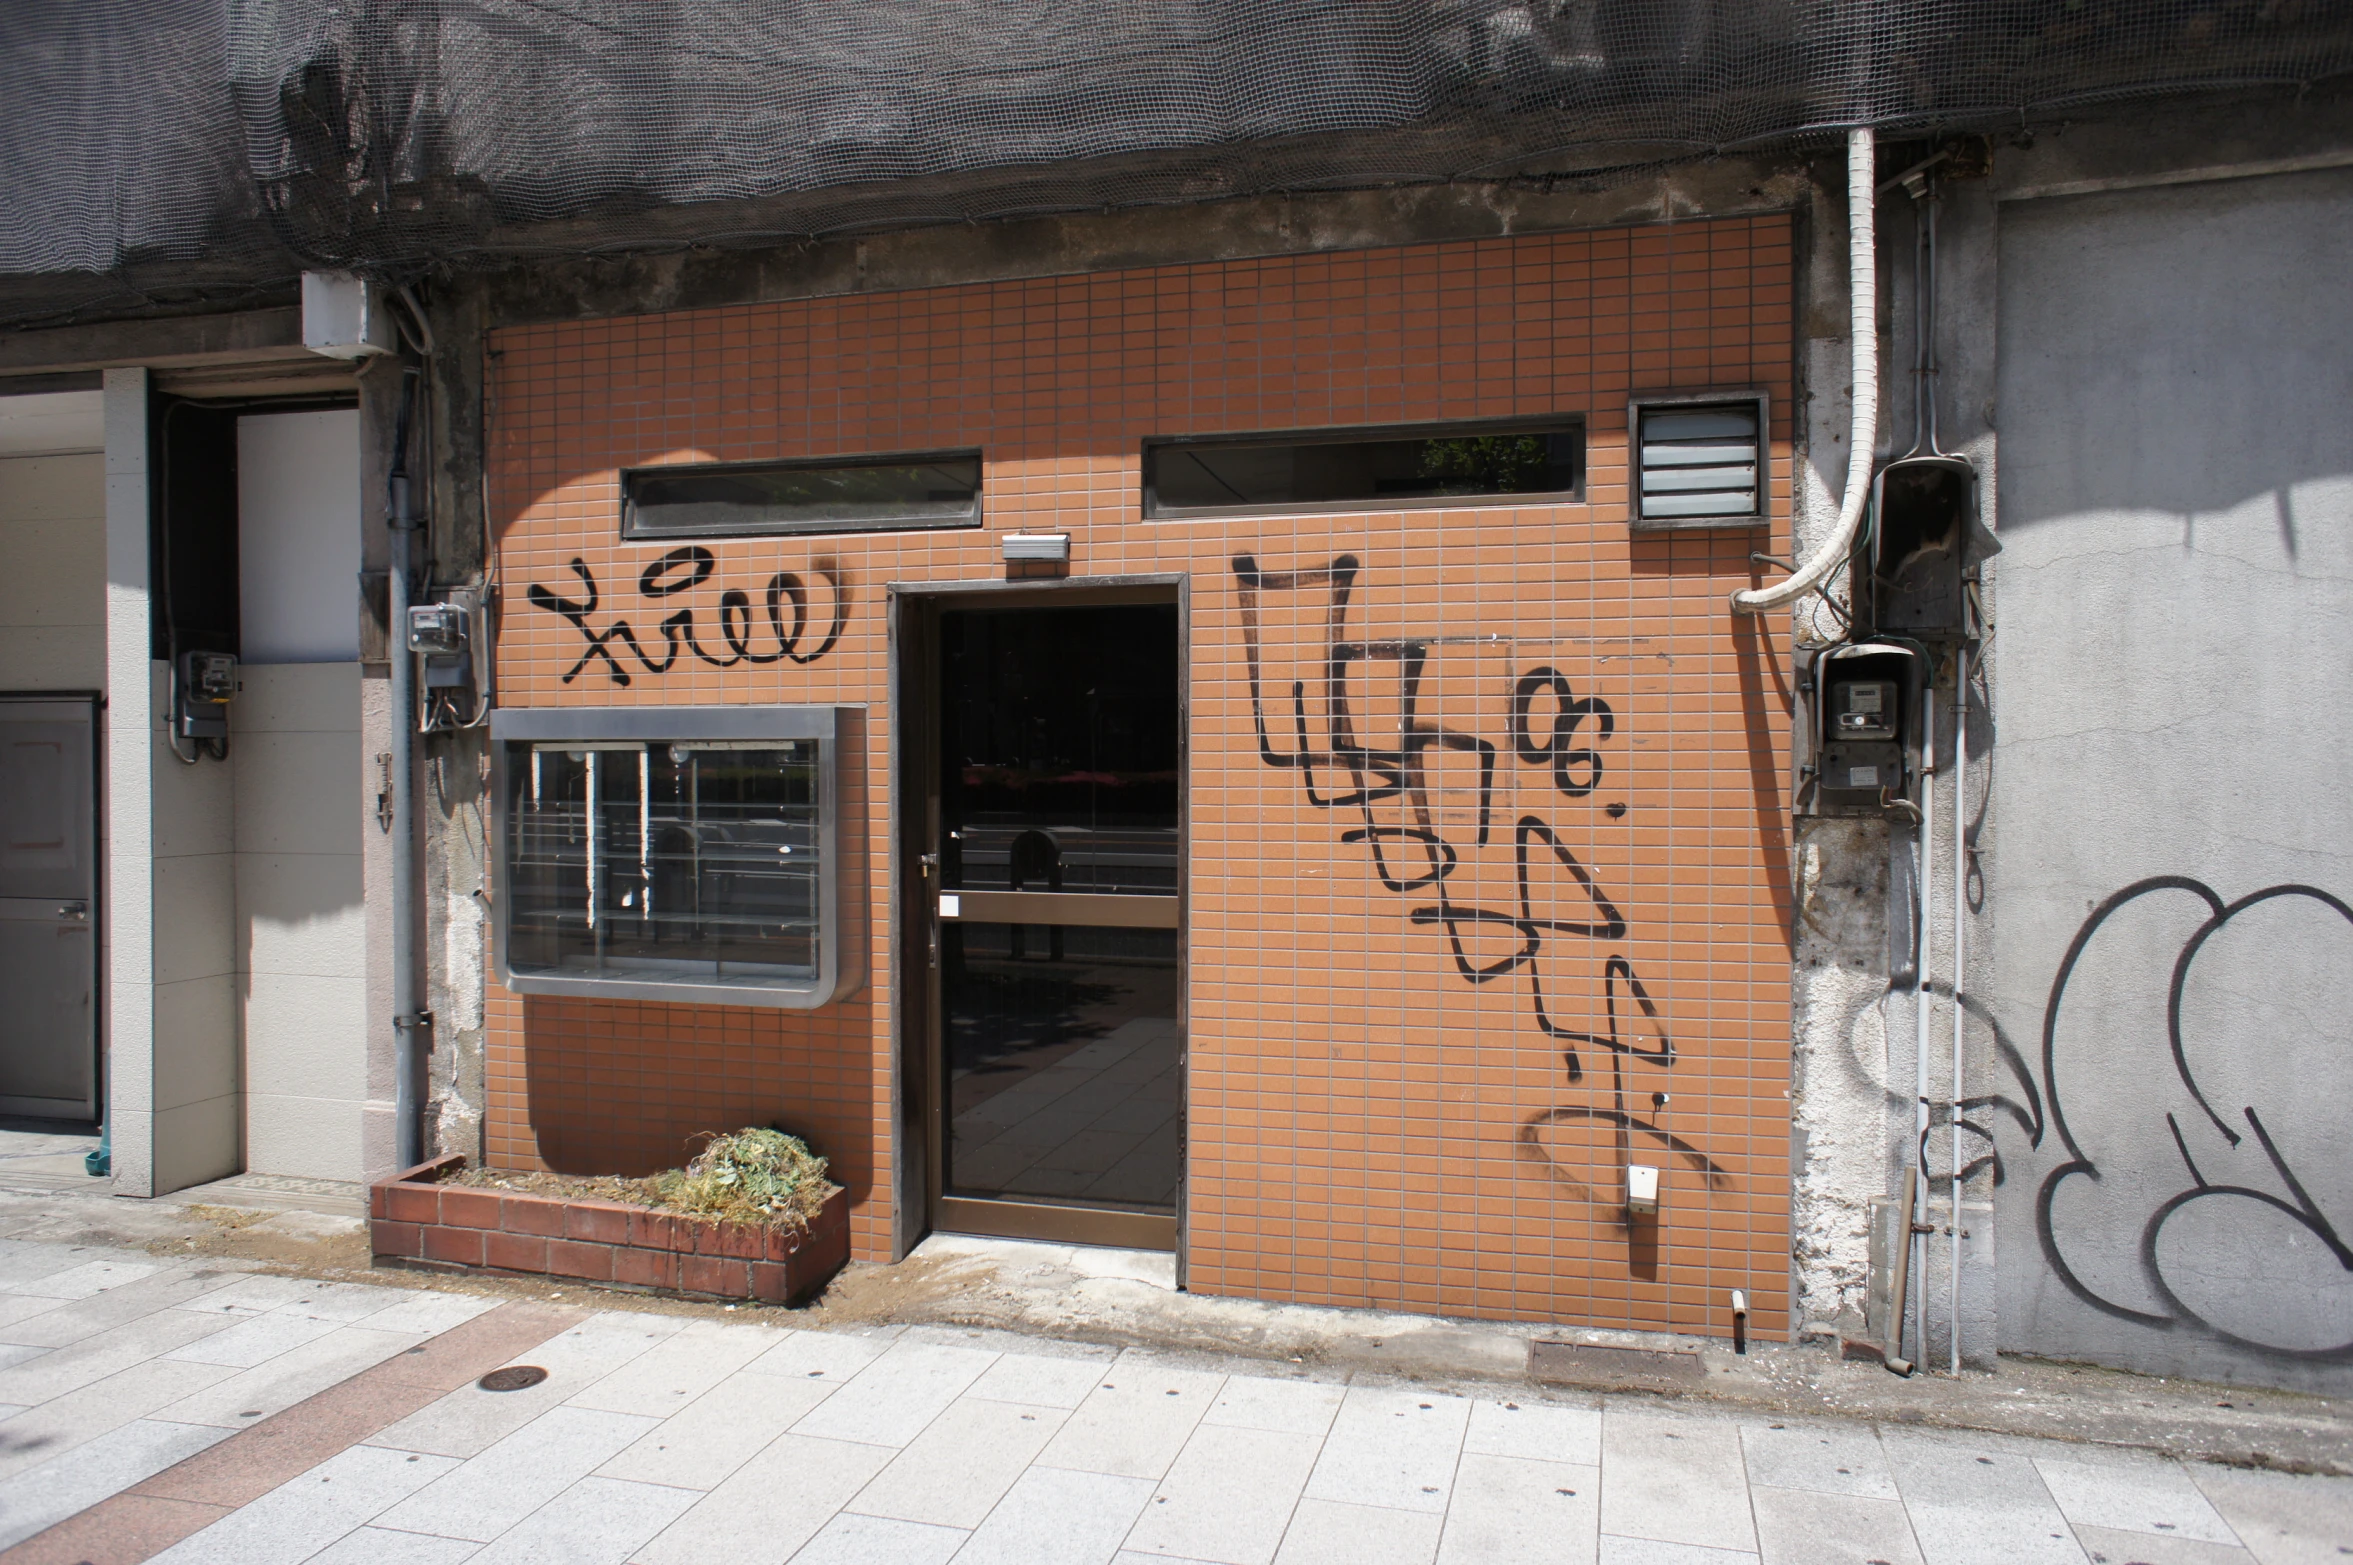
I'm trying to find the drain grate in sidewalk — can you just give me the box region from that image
[1528,1340,1704,1393]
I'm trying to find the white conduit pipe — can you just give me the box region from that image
[1911,696,1934,1368]
[1949,643,1970,1374]
[1733,127,1876,615]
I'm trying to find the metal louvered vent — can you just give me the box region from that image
[1631,394,1768,528]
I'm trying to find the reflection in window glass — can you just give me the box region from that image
[1146,422,1580,516]
[625,453,981,537]
[504,741,821,989]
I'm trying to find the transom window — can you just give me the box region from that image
[1143,418,1583,519]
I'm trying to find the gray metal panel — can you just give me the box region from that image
[0,695,97,1117]
[492,704,838,744]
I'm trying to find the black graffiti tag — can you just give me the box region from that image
[1233,551,1727,1208]
[528,547,847,686]
[2031,876,2353,1361]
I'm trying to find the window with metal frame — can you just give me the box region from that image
[491,707,854,1008]
[1143,417,1582,519]
[622,451,982,538]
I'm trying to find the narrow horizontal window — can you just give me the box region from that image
[1144,418,1582,519]
[1630,394,1768,528]
[623,451,981,538]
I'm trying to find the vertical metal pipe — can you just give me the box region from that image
[1910,682,1935,1368]
[1950,642,1970,1374]
[388,369,425,1172]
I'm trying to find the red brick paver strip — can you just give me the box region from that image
[0,1299,587,1565]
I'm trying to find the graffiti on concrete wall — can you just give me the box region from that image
[528,547,848,685]
[1233,552,1729,1208]
[2034,875,2353,1360]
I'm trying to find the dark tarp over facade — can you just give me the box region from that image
[2,0,2348,326]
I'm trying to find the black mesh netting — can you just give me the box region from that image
[3,0,2348,327]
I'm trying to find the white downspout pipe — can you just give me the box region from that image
[1949,642,1970,1374]
[1734,127,1877,615]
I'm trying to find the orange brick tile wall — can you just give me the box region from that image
[484,217,1798,1335]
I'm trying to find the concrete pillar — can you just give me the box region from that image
[102,366,241,1197]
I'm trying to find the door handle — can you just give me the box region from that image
[57,901,87,921]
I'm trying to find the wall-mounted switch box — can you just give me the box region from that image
[1627,1163,1661,1216]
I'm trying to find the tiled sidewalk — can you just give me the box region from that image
[0,1237,2347,1565]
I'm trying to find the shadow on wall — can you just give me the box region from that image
[520,991,878,1197]
[1997,168,2353,535]
[2024,877,2353,1362]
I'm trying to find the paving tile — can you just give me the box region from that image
[1,1266,241,1348]
[1464,1397,1603,1466]
[2035,1457,2241,1546]
[153,1325,422,1429]
[372,1406,660,1542]
[2188,1465,2353,1565]
[965,1348,1116,1410]
[1272,1498,1443,1565]
[354,1291,503,1338]
[172,1274,326,1317]
[1600,1412,1759,1555]
[951,1464,1156,1565]
[596,1367,834,1490]
[1036,1361,1223,1480]
[848,1397,1069,1529]
[1750,1486,1923,1565]
[0,1301,232,1405]
[1301,1385,1471,1515]
[303,1526,485,1564]
[163,1308,345,1368]
[1435,1452,1599,1565]
[0,1295,66,1332]
[791,1512,968,1565]
[1739,1420,1900,1501]
[567,1317,781,1418]
[464,1475,700,1565]
[0,1257,158,1300]
[266,1280,421,1323]
[792,1341,1000,1448]
[633,1433,894,1565]
[744,1328,892,1384]
[1120,1420,1321,1565]
[1115,1555,1228,1565]
[1881,1428,2090,1565]
[1200,1376,1346,1438]
[145,1443,460,1565]
[370,1313,682,1458]
[0,1416,229,1550]
[0,1345,41,1373]
[0,1358,234,1481]
[0,1240,106,1290]
[2071,1526,2256,1564]
[1597,1539,1761,1565]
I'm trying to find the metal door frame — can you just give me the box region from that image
[0,691,103,1122]
[888,575,1188,1263]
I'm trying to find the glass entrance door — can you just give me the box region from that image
[924,598,1181,1250]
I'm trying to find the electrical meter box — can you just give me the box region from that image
[1798,642,1926,816]
[1861,454,1999,642]
[490,706,861,1008]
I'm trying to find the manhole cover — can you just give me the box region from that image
[476,1366,549,1392]
[1527,1341,1703,1393]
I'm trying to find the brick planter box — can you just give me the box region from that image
[369,1154,848,1306]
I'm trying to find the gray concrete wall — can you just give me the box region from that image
[1985,164,2353,1392]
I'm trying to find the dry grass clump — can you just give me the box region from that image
[447,1127,836,1233]
[649,1128,835,1231]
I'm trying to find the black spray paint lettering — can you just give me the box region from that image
[527,547,848,686]
[2033,876,2353,1361]
[1232,551,1728,1207]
